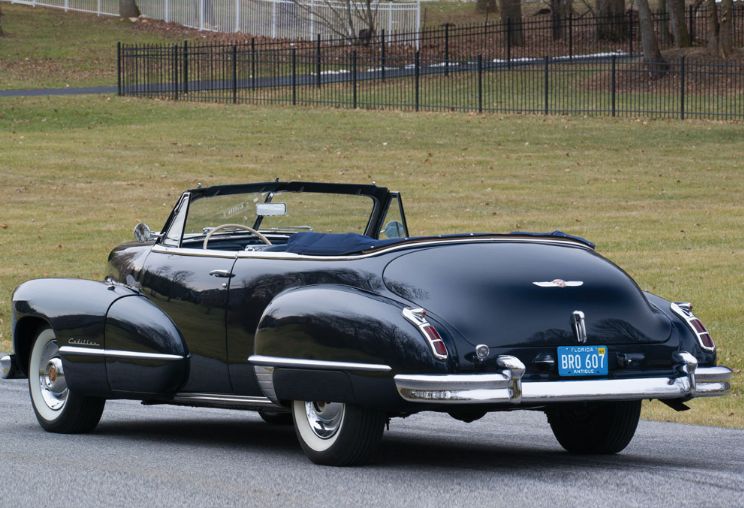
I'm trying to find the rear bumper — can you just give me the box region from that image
[1,354,23,380]
[395,353,732,405]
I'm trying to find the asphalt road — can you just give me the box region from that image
[1,378,742,507]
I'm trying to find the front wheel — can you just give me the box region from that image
[28,327,105,434]
[546,400,641,454]
[292,400,385,466]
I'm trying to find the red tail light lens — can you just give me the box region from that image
[402,307,449,360]
[671,303,716,352]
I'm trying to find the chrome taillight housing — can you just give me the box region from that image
[671,302,716,351]
[402,307,448,360]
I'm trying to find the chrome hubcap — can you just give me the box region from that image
[38,342,68,411]
[305,401,344,440]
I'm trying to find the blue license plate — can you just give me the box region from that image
[557,346,608,376]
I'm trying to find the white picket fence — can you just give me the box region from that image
[5,0,420,39]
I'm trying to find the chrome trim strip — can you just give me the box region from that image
[153,236,591,262]
[59,346,184,361]
[172,393,277,407]
[394,359,732,405]
[249,355,392,372]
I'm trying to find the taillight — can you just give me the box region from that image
[402,307,449,360]
[671,303,716,351]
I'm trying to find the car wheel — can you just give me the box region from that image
[28,327,105,433]
[258,409,293,425]
[546,400,641,454]
[292,400,385,466]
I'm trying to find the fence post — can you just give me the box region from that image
[445,24,450,77]
[64,0,68,12]
[199,0,204,31]
[543,56,549,115]
[173,45,179,101]
[165,0,170,23]
[415,0,421,49]
[233,45,238,104]
[352,50,358,109]
[235,0,240,33]
[316,33,322,88]
[117,42,122,96]
[272,0,277,39]
[611,55,616,117]
[506,18,512,68]
[628,10,634,55]
[477,55,483,113]
[291,48,297,106]
[415,50,420,111]
[568,14,573,60]
[183,41,189,94]
[680,56,686,120]
[309,0,315,40]
[97,0,101,16]
[251,38,256,90]
[688,5,694,43]
[381,29,386,82]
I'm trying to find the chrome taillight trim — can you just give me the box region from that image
[671,302,716,352]
[402,307,448,360]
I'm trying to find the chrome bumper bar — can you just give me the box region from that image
[1,354,23,380]
[395,353,732,405]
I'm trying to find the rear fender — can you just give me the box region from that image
[253,285,448,406]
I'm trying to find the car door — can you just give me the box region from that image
[138,194,235,394]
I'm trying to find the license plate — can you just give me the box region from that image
[557,346,608,376]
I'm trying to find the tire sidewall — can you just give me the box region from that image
[292,400,344,453]
[28,328,65,424]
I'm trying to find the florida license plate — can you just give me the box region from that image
[557,345,608,376]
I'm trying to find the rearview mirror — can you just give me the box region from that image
[133,223,155,242]
[256,203,287,216]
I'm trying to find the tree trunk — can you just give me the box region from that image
[119,0,140,18]
[719,0,733,57]
[658,0,673,46]
[705,0,718,52]
[0,5,4,37]
[499,0,524,46]
[596,0,626,42]
[637,0,668,78]
[550,0,573,40]
[667,0,690,47]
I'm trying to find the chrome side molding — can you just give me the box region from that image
[249,355,392,372]
[59,346,184,361]
[171,393,279,409]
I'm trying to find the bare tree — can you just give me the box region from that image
[596,0,626,41]
[704,0,719,52]
[119,0,141,18]
[550,0,573,40]
[719,0,734,57]
[499,0,524,45]
[666,0,690,47]
[0,5,5,37]
[291,0,380,42]
[636,0,668,77]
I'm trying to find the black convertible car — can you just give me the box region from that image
[2,181,732,466]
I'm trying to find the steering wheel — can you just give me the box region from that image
[203,224,272,249]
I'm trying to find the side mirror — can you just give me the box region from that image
[133,223,155,242]
[383,220,406,239]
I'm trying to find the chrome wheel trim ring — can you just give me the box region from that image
[304,401,345,440]
[30,329,69,420]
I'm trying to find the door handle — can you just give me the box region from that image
[209,269,234,278]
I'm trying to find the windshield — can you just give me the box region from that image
[182,191,375,242]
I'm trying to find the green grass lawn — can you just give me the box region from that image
[0,4,186,89]
[0,95,742,428]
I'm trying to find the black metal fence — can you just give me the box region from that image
[118,9,744,120]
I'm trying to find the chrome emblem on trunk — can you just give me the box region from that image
[532,279,583,288]
[572,310,587,344]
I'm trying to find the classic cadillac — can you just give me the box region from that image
[2,181,732,466]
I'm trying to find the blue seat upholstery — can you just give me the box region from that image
[283,232,403,256]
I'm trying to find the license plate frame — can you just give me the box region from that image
[557,345,608,377]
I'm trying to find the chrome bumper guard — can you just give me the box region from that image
[395,353,732,405]
[1,354,22,380]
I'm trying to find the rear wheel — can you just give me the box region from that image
[546,400,641,454]
[28,327,105,433]
[292,400,385,466]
